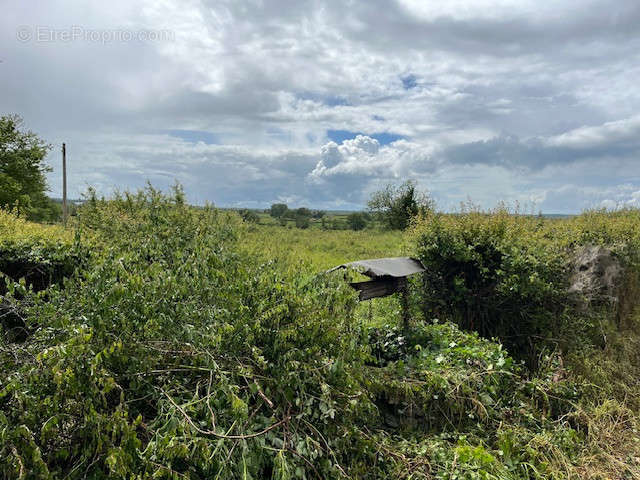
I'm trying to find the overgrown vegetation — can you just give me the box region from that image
[1,189,640,479]
[0,210,81,342]
[409,205,640,364]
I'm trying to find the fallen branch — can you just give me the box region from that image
[160,388,289,440]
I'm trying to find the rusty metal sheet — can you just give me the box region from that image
[328,257,425,279]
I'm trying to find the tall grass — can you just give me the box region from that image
[241,223,405,273]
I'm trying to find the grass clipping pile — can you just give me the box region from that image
[1,191,640,479]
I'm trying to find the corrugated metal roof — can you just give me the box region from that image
[328,257,425,278]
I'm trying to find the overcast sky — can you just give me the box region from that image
[2,0,640,212]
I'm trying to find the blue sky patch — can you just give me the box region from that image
[297,92,350,106]
[324,95,349,106]
[401,74,418,90]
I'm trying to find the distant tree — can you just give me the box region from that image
[367,180,433,230]
[346,212,368,231]
[295,213,311,229]
[295,207,312,218]
[269,203,288,218]
[312,209,326,219]
[331,218,344,230]
[239,208,259,223]
[0,114,59,221]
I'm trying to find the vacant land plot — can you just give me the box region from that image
[2,193,640,479]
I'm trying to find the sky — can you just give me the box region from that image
[2,0,640,213]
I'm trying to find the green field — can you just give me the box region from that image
[242,223,404,271]
[2,191,640,479]
[227,208,381,232]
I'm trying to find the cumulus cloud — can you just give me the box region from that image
[1,0,640,212]
[309,136,382,179]
[307,135,439,200]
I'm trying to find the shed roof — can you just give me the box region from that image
[328,257,425,279]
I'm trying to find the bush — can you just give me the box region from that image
[368,180,433,230]
[238,208,259,223]
[0,187,379,478]
[295,213,310,229]
[410,206,640,364]
[367,320,518,431]
[346,212,368,231]
[0,209,83,294]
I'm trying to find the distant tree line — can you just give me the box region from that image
[268,204,326,229]
[261,181,433,231]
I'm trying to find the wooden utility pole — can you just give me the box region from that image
[62,143,68,227]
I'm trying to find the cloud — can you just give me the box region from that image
[547,115,640,149]
[1,0,640,212]
[532,184,640,213]
[444,114,640,171]
[309,135,437,183]
[599,187,640,210]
